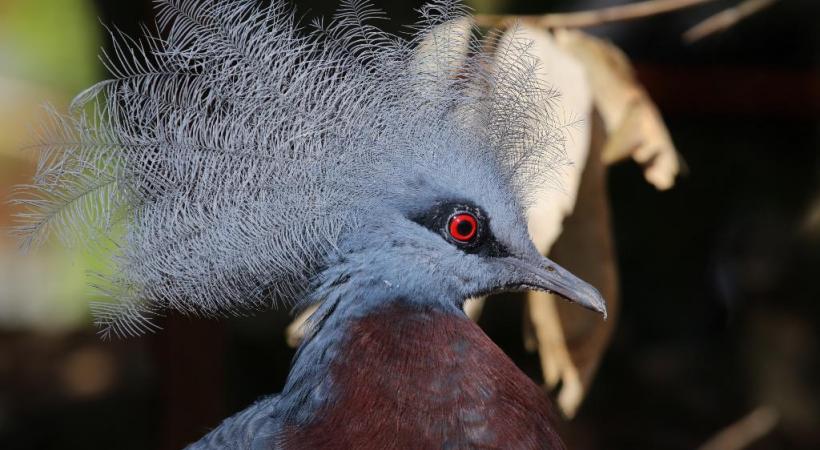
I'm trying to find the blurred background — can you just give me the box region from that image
[0,0,817,449]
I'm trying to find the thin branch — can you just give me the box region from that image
[475,0,721,29]
[683,0,777,43]
[698,406,780,450]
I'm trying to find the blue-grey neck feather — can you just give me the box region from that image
[12,0,567,338]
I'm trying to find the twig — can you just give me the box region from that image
[698,406,780,450]
[474,0,721,29]
[683,0,777,42]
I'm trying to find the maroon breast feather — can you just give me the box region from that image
[284,303,566,450]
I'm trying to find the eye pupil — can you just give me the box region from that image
[448,212,477,242]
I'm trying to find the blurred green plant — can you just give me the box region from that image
[0,0,100,92]
[0,0,105,332]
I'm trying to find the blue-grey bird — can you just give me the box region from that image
[14,0,607,448]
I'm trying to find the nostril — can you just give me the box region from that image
[546,265,555,272]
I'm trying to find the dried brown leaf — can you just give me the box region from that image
[547,112,620,417]
[554,29,681,190]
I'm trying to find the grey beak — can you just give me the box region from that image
[507,254,607,319]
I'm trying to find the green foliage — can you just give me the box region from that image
[0,0,101,92]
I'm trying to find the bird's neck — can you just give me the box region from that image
[278,298,565,449]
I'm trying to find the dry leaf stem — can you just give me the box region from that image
[683,0,777,42]
[475,0,720,29]
[698,406,780,450]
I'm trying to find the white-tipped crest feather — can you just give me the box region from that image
[13,0,567,337]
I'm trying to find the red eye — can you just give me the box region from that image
[448,212,478,242]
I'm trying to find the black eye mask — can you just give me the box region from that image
[411,201,512,258]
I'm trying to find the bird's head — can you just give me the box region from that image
[320,143,606,317]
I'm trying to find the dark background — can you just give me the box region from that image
[0,1,818,449]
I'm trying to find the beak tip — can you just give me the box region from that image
[583,286,608,320]
[593,289,608,320]
[592,300,608,320]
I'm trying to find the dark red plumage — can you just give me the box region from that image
[284,303,566,449]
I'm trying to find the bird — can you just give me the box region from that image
[13,0,607,448]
